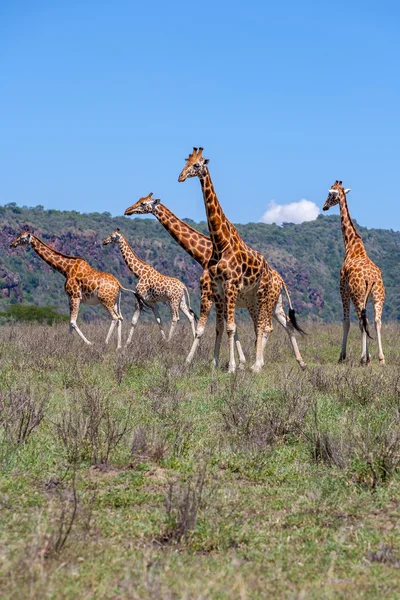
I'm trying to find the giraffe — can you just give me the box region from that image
[177,147,306,373]
[323,181,385,365]
[125,193,306,370]
[103,229,197,343]
[10,230,148,348]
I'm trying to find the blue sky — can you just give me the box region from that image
[1,1,399,230]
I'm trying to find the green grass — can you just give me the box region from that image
[0,320,400,599]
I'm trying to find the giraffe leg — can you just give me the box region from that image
[179,294,196,339]
[357,305,370,366]
[273,294,306,370]
[251,302,272,373]
[126,302,141,346]
[105,303,122,349]
[225,282,240,374]
[234,330,246,368]
[69,296,92,345]
[373,296,385,365]
[339,284,351,363]
[152,305,166,340]
[213,296,225,369]
[186,283,214,365]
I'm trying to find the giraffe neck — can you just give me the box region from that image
[338,195,366,257]
[118,235,150,279]
[30,236,76,277]
[154,203,212,268]
[198,168,233,254]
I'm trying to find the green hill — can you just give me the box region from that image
[1,202,399,322]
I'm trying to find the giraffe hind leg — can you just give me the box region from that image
[373,294,385,366]
[273,295,306,370]
[105,302,122,349]
[179,294,196,339]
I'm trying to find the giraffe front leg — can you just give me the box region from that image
[212,295,225,369]
[234,330,246,368]
[225,282,240,374]
[68,296,92,345]
[273,294,306,370]
[186,281,213,365]
[339,284,350,363]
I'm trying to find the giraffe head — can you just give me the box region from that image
[124,193,160,216]
[10,230,33,248]
[178,147,210,182]
[103,229,123,245]
[323,181,351,211]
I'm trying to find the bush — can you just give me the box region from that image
[0,304,67,325]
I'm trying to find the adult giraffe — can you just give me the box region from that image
[125,194,306,370]
[177,147,305,373]
[10,230,148,348]
[323,181,385,365]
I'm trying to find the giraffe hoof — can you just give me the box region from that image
[250,363,263,373]
[379,358,385,366]
[238,362,246,371]
[299,361,307,370]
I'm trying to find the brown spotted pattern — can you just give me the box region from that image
[177,147,306,373]
[9,230,140,348]
[103,230,196,342]
[323,181,385,365]
[125,194,306,369]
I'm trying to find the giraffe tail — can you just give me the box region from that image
[361,281,375,340]
[281,279,307,335]
[183,285,198,322]
[120,286,152,313]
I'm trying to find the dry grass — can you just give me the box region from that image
[0,319,400,599]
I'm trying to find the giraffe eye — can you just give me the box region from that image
[193,163,200,169]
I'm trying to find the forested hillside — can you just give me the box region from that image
[1,203,399,322]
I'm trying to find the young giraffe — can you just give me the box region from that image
[178,147,305,373]
[125,194,306,369]
[323,181,385,365]
[103,229,197,344]
[10,230,147,348]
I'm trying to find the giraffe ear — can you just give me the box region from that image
[344,188,351,194]
[204,158,210,165]
[153,198,161,205]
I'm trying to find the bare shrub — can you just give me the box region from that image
[367,545,400,568]
[54,385,132,465]
[158,460,209,545]
[131,426,169,463]
[0,383,49,463]
[306,400,400,488]
[220,374,311,452]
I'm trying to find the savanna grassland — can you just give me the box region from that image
[1,320,400,599]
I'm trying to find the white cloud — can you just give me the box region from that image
[260,199,320,226]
